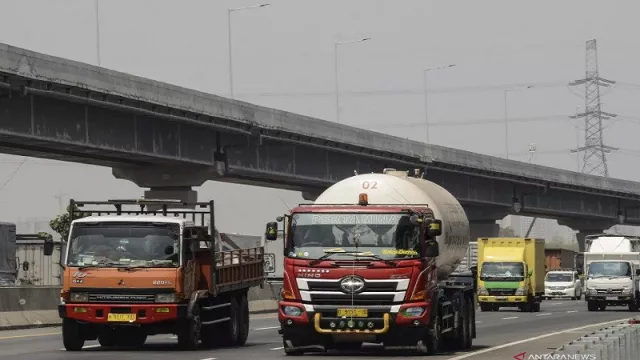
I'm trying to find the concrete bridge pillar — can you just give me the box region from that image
[575,230,604,252]
[557,219,614,253]
[112,166,215,208]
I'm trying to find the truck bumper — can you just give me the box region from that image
[478,295,528,303]
[58,303,188,324]
[585,295,633,304]
[277,301,431,351]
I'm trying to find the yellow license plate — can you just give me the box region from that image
[107,313,137,322]
[336,308,368,317]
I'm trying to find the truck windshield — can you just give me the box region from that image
[480,262,525,281]
[587,261,631,278]
[545,273,573,282]
[288,212,420,260]
[66,223,180,268]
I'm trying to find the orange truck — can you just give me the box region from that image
[57,199,265,351]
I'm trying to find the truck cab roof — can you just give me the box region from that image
[72,215,196,227]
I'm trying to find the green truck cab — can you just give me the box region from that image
[476,237,545,312]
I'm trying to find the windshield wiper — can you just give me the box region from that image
[77,261,121,271]
[308,249,397,267]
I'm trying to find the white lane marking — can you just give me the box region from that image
[271,346,284,350]
[60,344,101,351]
[536,313,552,316]
[200,358,217,360]
[446,318,630,360]
[551,302,562,305]
[567,310,579,313]
[254,326,280,331]
[501,316,519,320]
[475,321,482,324]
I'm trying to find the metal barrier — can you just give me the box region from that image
[550,317,640,359]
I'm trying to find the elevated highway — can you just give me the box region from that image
[1,43,639,244]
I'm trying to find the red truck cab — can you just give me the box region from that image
[264,193,447,355]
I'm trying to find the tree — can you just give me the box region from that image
[498,226,516,237]
[47,204,89,241]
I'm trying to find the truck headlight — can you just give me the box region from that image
[623,288,632,294]
[402,307,425,317]
[565,284,574,288]
[69,292,88,303]
[586,288,596,295]
[515,288,526,296]
[282,306,303,316]
[477,287,488,296]
[155,293,178,303]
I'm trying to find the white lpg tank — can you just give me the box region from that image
[313,169,470,280]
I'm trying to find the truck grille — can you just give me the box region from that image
[297,278,407,306]
[487,288,516,296]
[306,280,398,292]
[595,288,623,294]
[307,293,398,306]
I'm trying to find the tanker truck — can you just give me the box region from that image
[264,168,476,355]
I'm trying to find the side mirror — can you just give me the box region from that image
[527,269,533,277]
[265,222,278,241]
[43,238,54,256]
[409,215,421,225]
[426,219,442,237]
[424,240,440,258]
[59,242,67,269]
[164,245,174,255]
[635,269,640,276]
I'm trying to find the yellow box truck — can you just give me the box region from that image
[476,237,545,312]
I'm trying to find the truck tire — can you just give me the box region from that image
[98,329,116,347]
[214,296,241,347]
[629,301,638,312]
[532,302,541,312]
[235,293,250,346]
[177,305,201,350]
[479,303,491,312]
[425,314,442,355]
[62,319,85,351]
[587,300,598,311]
[462,298,473,349]
[283,338,304,356]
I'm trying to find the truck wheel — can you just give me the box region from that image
[177,306,201,350]
[462,298,473,349]
[532,303,541,312]
[425,314,442,355]
[62,319,85,351]
[587,300,598,311]
[479,303,491,312]
[98,329,116,347]
[235,293,250,346]
[214,296,241,347]
[629,302,638,312]
[283,338,304,356]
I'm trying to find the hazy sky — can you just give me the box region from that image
[0,0,639,234]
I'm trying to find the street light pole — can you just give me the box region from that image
[504,85,533,159]
[334,37,371,123]
[423,64,456,146]
[227,4,270,99]
[95,0,101,66]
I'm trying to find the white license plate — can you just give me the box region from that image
[606,296,618,301]
[495,296,507,300]
[264,253,275,273]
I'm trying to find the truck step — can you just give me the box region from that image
[201,317,231,326]
[442,314,453,320]
[441,301,452,307]
[202,303,231,311]
[441,327,453,334]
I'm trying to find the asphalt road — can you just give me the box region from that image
[0,300,634,360]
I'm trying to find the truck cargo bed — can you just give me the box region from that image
[214,247,265,292]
